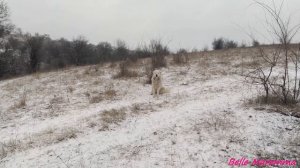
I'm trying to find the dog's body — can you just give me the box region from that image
[151,70,163,96]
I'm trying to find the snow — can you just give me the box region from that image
[0,48,299,167]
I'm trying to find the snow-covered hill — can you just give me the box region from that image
[0,48,299,167]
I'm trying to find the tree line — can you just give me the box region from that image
[0,0,258,79]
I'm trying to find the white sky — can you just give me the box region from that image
[7,0,300,50]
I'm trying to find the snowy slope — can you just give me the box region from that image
[0,48,299,167]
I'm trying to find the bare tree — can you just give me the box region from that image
[0,0,12,39]
[291,43,300,101]
[27,34,46,72]
[246,0,300,104]
[149,39,169,69]
[72,36,89,66]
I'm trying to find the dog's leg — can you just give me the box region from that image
[157,87,161,95]
[151,87,154,95]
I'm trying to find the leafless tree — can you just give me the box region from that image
[246,0,300,104]
[0,0,12,39]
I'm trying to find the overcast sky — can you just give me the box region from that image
[7,0,300,50]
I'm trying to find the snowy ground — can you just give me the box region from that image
[0,48,299,167]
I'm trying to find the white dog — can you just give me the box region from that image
[151,70,163,96]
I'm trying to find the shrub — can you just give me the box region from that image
[252,40,260,47]
[212,38,225,50]
[173,48,189,64]
[224,40,238,49]
[113,60,139,78]
[212,38,238,50]
[149,40,169,69]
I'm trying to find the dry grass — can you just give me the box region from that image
[0,143,7,159]
[104,85,117,99]
[109,62,117,68]
[131,103,155,115]
[0,127,79,159]
[197,56,210,70]
[50,95,64,104]
[100,108,127,131]
[173,54,189,65]
[247,95,300,118]
[234,59,261,69]
[144,65,154,84]
[66,86,75,93]
[101,108,126,125]
[84,103,155,130]
[253,128,300,166]
[255,148,299,167]
[89,94,103,104]
[50,128,78,143]
[0,139,21,159]
[86,85,117,104]
[31,95,66,118]
[13,92,27,109]
[151,55,167,69]
[201,112,235,131]
[92,80,101,85]
[33,72,41,79]
[113,61,139,79]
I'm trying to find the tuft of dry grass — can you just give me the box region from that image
[92,80,101,85]
[0,139,21,159]
[50,95,64,104]
[86,85,117,104]
[53,128,78,142]
[13,92,27,109]
[104,86,117,99]
[89,94,103,104]
[202,112,235,131]
[101,108,126,125]
[67,86,75,93]
[100,108,127,131]
[0,143,7,159]
[131,103,155,115]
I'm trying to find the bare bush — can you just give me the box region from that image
[149,40,169,69]
[173,49,189,65]
[212,38,238,50]
[252,40,260,47]
[113,60,139,79]
[245,1,300,105]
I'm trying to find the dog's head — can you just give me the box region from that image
[152,70,162,82]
